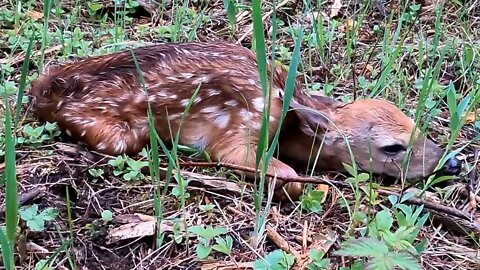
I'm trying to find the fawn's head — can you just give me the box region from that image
[285,93,461,179]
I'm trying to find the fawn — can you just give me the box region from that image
[29,41,461,201]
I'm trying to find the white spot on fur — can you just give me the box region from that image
[233,56,248,61]
[166,76,179,82]
[80,130,86,137]
[225,100,238,106]
[134,94,146,103]
[113,139,126,153]
[65,129,72,136]
[192,76,210,84]
[181,73,193,79]
[85,119,97,128]
[239,109,254,122]
[251,121,261,130]
[153,91,169,98]
[56,101,63,110]
[201,106,220,114]
[248,79,257,85]
[194,96,202,104]
[252,97,264,111]
[180,98,190,107]
[168,113,182,121]
[97,142,108,151]
[211,113,230,129]
[207,89,221,96]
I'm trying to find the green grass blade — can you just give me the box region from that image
[14,30,35,131]
[3,86,18,261]
[266,29,304,161]
[0,226,14,270]
[40,0,54,73]
[251,0,270,174]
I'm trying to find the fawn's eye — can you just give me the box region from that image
[381,144,406,156]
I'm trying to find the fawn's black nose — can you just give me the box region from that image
[442,156,462,175]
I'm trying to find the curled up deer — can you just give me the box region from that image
[29,42,462,201]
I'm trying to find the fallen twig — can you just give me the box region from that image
[0,186,47,216]
[167,160,480,234]
[160,161,350,188]
[266,225,301,260]
[236,0,293,44]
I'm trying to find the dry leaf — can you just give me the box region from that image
[315,184,329,203]
[338,19,355,33]
[26,241,49,254]
[106,214,178,244]
[293,229,338,270]
[113,213,155,224]
[464,108,480,124]
[330,0,342,18]
[26,10,43,21]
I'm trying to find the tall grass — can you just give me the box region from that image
[39,0,54,73]
[0,93,17,269]
[0,23,35,270]
[249,0,305,249]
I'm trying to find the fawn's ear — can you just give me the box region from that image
[279,91,338,136]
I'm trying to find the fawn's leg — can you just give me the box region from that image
[209,136,304,201]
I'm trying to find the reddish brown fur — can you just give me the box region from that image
[29,42,447,201]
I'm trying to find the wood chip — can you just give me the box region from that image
[106,214,178,244]
[293,229,338,269]
[266,225,301,260]
[26,241,49,254]
[25,10,43,21]
[316,184,329,203]
[464,108,480,124]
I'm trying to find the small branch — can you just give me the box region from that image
[163,161,350,188]
[266,225,301,260]
[168,160,479,232]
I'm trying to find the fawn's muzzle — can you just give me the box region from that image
[441,156,462,176]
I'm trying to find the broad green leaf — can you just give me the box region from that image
[375,209,393,232]
[334,237,389,258]
[309,249,325,261]
[196,243,212,259]
[357,173,370,182]
[188,225,228,240]
[212,236,233,255]
[415,239,428,254]
[388,195,398,205]
[102,210,113,222]
[390,252,422,270]
[399,191,416,203]
[365,256,391,270]
[20,204,38,220]
[396,204,413,220]
[35,259,53,270]
[27,218,45,232]
[253,249,295,270]
[38,207,59,221]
